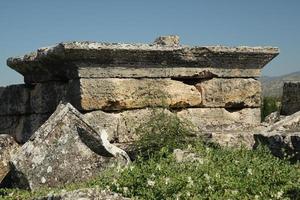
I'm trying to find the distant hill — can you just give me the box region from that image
[259,71,300,98]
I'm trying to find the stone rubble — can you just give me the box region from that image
[0,134,19,185]
[9,103,130,191]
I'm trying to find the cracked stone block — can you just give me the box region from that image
[196,78,261,108]
[69,78,202,111]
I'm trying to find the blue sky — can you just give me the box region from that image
[0,0,299,86]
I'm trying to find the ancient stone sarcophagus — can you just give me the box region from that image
[1,36,279,143]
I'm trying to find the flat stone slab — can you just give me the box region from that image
[10,103,126,191]
[7,38,279,83]
[70,78,202,111]
[196,78,261,108]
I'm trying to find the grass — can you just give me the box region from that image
[1,111,299,199]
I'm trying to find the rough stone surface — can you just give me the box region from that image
[153,35,180,46]
[7,40,279,83]
[30,81,68,114]
[177,108,261,132]
[208,132,256,149]
[70,78,202,111]
[84,108,173,143]
[10,103,127,191]
[173,149,203,163]
[35,188,130,200]
[267,110,300,132]
[281,81,300,115]
[196,78,261,108]
[0,82,67,116]
[254,132,300,160]
[75,66,262,79]
[0,135,18,185]
[0,114,50,143]
[0,84,30,115]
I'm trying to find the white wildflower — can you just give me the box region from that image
[129,165,135,171]
[187,176,194,187]
[186,191,191,197]
[123,187,129,193]
[275,190,284,198]
[204,173,210,181]
[247,168,253,175]
[147,179,155,187]
[165,177,170,185]
[156,164,161,171]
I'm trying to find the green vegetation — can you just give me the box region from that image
[1,111,299,200]
[261,96,281,121]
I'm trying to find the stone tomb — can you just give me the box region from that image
[1,36,279,143]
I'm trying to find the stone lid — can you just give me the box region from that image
[6,35,279,83]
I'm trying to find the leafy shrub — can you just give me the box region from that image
[134,109,197,157]
[261,96,280,121]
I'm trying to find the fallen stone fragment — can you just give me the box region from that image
[34,187,130,200]
[253,132,300,160]
[10,103,129,191]
[0,134,19,185]
[69,78,202,111]
[267,110,300,132]
[263,111,282,125]
[173,149,203,163]
[196,78,261,108]
[207,131,256,149]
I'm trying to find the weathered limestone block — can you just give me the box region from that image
[177,108,261,132]
[0,114,49,143]
[7,38,279,83]
[84,108,173,143]
[196,78,261,108]
[0,82,67,115]
[0,135,19,185]
[0,84,30,115]
[10,103,126,191]
[281,81,300,115]
[30,81,68,114]
[70,78,202,111]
